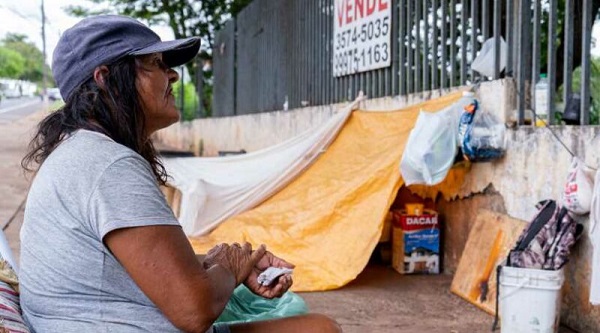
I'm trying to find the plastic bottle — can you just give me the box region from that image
[534,74,549,126]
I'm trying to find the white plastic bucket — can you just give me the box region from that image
[500,266,564,333]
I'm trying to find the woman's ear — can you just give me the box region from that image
[93,66,110,88]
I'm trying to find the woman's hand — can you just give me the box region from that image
[244,250,295,299]
[204,242,266,285]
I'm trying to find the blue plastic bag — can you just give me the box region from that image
[458,100,505,162]
[215,285,308,324]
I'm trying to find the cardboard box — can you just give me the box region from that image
[391,209,440,274]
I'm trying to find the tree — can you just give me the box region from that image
[2,33,53,84]
[0,47,25,79]
[66,0,253,117]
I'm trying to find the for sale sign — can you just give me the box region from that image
[333,0,392,77]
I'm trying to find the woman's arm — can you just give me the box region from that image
[104,225,262,332]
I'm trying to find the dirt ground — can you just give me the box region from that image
[0,109,578,333]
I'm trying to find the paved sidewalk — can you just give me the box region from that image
[0,108,47,260]
[0,109,46,227]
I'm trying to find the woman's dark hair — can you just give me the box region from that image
[21,56,168,185]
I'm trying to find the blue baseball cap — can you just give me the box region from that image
[52,15,201,101]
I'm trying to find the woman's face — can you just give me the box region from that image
[135,53,180,135]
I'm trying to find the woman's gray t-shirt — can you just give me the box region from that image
[19,130,182,332]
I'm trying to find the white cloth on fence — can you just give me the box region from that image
[163,101,360,236]
[588,169,600,305]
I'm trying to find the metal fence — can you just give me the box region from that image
[212,0,596,125]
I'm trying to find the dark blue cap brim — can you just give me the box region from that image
[129,37,201,67]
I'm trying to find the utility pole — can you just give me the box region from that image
[41,0,48,102]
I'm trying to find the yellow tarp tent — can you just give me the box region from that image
[189,92,464,291]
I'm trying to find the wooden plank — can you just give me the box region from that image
[451,209,526,315]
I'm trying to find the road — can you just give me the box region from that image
[0,97,45,122]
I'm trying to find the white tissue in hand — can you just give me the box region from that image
[257,267,293,286]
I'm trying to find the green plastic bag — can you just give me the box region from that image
[215,285,308,324]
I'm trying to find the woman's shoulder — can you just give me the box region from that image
[69,129,139,158]
[49,129,144,170]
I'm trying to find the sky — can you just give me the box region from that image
[0,0,174,66]
[1,0,599,67]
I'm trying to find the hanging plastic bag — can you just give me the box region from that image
[400,104,461,186]
[471,37,507,78]
[459,100,505,162]
[562,157,595,215]
[215,284,308,324]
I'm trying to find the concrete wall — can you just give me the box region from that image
[155,79,600,332]
[155,86,469,156]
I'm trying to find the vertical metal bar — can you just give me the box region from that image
[359,71,364,99]
[320,1,325,105]
[366,69,371,99]
[517,0,531,125]
[548,0,558,124]
[296,0,302,108]
[381,68,385,97]
[291,0,297,107]
[326,0,332,104]
[399,0,406,95]
[432,0,439,90]
[346,71,350,101]
[423,0,430,92]
[261,6,266,111]
[349,75,353,101]
[308,1,313,105]
[531,0,541,98]
[371,70,376,98]
[407,0,414,94]
[415,0,422,92]
[369,70,370,98]
[441,0,448,89]
[506,0,514,76]
[450,0,457,87]
[392,0,399,96]
[460,0,467,85]
[355,71,359,100]
[304,2,309,106]
[482,0,489,39]
[329,0,335,104]
[493,0,500,79]
[563,0,574,112]
[310,0,315,106]
[470,0,478,83]
[382,64,396,96]
[333,4,338,105]
[315,1,319,106]
[581,0,592,125]
[370,69,375,98]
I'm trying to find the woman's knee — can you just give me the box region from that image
[306,313,342,333]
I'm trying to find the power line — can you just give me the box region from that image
[0,3,41,23]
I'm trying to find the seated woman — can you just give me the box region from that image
[19,15,341,333]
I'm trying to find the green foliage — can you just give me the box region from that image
[1,33,53,84]
[172,81,201,122]
[0,47,25,78]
